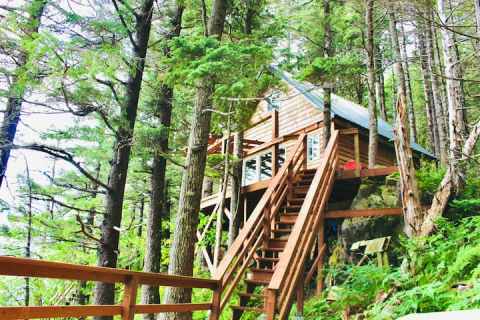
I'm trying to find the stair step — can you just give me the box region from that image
[255,256,279,262]
[267,239,287,249]
[279,214,298,224]
[239,293,266,300]
[288,197,304,204]
[272,228,292,234]
[245,279,269,287]
[249,268,274,282]
[231,305,264,313]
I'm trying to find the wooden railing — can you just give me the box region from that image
[213,133,308,313]
[0,256,220,320]
[265,130,339,320]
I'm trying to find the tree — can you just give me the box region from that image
[322,0,334,150]
[93,1,155,317]
[0,0,48,188]
[141,4,184,319]
[365,0,377,168]
[160,1,228,318]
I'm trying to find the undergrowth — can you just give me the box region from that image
[303,216,480,319]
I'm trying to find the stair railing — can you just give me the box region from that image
[265,130,339,320]
[212,133,307,315]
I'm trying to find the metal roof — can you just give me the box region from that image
[272,66,435,158]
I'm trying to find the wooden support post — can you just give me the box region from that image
[354,131,360,177]
[264,289,277,320]
[296,277,304,317]
[209,286,222,320]
[263,201,271,248]
[272,110,279,175]
[302,134,307,170]
[122,276,138,320]
[316,218,325,295]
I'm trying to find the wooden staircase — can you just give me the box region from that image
[231,171,315,319]
[213,130,339,320]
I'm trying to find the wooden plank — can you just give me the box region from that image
[135,303,212,314]
[0,305,122,320]
[0,256,219,289]
[325,207,403,219]
[336,166,398,180]
[122,276,139,320]
[339,128,359,135]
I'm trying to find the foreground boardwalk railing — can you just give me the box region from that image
[0,256,221,320]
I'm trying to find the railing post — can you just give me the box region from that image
[354,131,360,177]
[209,285,222,320]
[316,218,325,295]
[296,276,304,317]
[302,134,307,171]
[272,110,279,175]
[264,288,277,320]
[263,201,271,248]
[122,276,139,320]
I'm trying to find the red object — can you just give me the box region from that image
[342,160,365,171]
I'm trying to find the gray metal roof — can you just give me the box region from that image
[272,66,435,158]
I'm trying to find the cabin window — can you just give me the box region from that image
[260,152,273,180]
[266,90,281,111]
[244,158,258,185]
[307,134,320,161]
[278,147,286,167]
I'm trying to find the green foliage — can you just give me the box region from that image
[303,216,480,319]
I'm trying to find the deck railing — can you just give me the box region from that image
[0,256,220,320]
[265,130,339,320]
[213,133,308,314]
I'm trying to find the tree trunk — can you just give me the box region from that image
[388,11,409,123]
[228,132,243,247]
[93,2,154,318]
[437,0,467,192]
[425,9,449,165]
[393,96,425,237]
[141,6,184,320]
[0,0,47,188]
[365,0,377,168]
[322,0,333,150]
[25,161,33,306]
[374,43,388,122]
[389,7,424,237]
[416,19,439,156]
[399,18,418,143]
[159,1,228,319]
[475,0,480,49]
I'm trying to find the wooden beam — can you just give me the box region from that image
[336,166,398,180]
[339,128,359,135]
[325,207,403,219]
[0,256,218,289]
[135,303,212,314]
[272,110,279,175]
[0,306,123,320]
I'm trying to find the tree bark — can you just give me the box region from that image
[399,19,418,143]
[374,43,388,122]
[425,9,449,165]
[0,0,48,188]
[389,6,424,237]
[159,1,228,319]
[322,0,333,150]
[93,1,154,318]
[365,0,377,168]
[416,19,439,156]
[228,131,243,247]
[437,0,467,192]
[141,6,184,320]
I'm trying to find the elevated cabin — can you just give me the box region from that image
[201,68,433,214]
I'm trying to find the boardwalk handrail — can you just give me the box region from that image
[265,130,339,320]
[213,133,307,313]
[0,256,220,320]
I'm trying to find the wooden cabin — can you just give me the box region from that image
[201,67,433,213]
